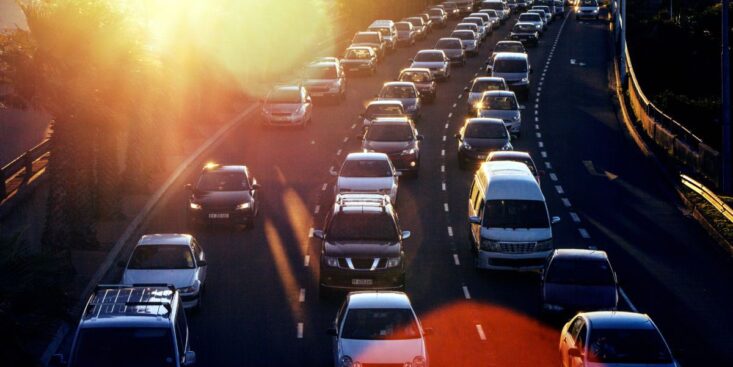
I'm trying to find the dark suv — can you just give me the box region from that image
[314,194,411,296]
[186,164,260,229]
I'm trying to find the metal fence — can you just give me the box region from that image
[1,138,51,202]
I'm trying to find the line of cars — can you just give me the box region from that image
[51,1,676,367]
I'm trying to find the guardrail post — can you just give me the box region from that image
[23,151,33,183]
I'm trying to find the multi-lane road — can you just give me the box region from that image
[89,8,733,366]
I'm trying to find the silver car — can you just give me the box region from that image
[490,52,531,100]
[360,100,406,129]
[465,76,508,113]
[260,85,313,127]
[409,49,450,81]
[341,46,377,76]
[455,23,482,44]
[377,82,422,121]
[395,21,417,47]
[302,61,346,103]
[334,152,400,204]
[478,9,501,28]
[121,234,207,310]
[486,40,527,72]
[469,12,495,34]
[518,12,545,34]
[462,17,488,40]
[329,292,430,367]
[476,90,522,135]
[362,117,423,174]
[435,37,466,66]
[450,30,479,56]
[403,17,427,40]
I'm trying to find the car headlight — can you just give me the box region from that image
[236,202,251,210]
[189,202,202,210]
[474,102,483,111]
[480,239,501,251]
[512,115,520,121]
[536,24,542,29]
[402,148,416,155]
[501,142,513,151]
[535,238,553,251]
[413,356,427,367]
[385,257,401,268]
[324,256,339,267]
[521,77,529,83]
[179,281,200,294]
[339,356,355,367]
[462,141,473,150]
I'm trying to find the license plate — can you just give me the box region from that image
[351,279,373,285]
[208,213,229,219]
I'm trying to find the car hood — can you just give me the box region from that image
[339,338,425,364]
[122,269,196,289]
[192,190,252,208]
[410,61,446,69]
[441,48,463,57]
[324,241,401,257]
[481,227,552,241]
[492,71,526,83]
[479,109,520,120]
[464,137,509,151]
[544,283,618,309]
[363,140,413,154]
[337,176,394,192]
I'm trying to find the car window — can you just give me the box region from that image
[396,23,411,31]
[465,123,507,139]
[353,33,379,43]
[429,9,443,16]
[493,59,528,73]
[128,245,195,270]
[484,200,550,229]
[546,259,616,285]
[435,39,462,49]
[341,308,420,340]
[451,31,474,40]
[71,328,175,367]
[519,14,541,22]
[405,18,423,26]
[414,52,444,62]
[581,0,598,5]
[365,105,403,118]
[340,159,392,178]
[345,48,372,59]
[482,95,518,110]
[456,24,478,32]
[569,317,584,339]
[305,65,337,79]
[366,124,414,142]
[196,171,249,191]
[327,212,399,242]
[191,240,203,261]
[576,324,588,349]
[587,328,673,364]
[471,80,504,93]
[380,86,417,99]
[495,43,525,53]
[266,89,302,104]
[400,71,431,83]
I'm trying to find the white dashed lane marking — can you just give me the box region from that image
[570,212,581,223]
[299,288,305,303]
[447,226,454,237]
[297,323,304,339]
[462,285,471,299]
[444,203,449,212]
[321,183,328,191]
[549,173,557,181]
[448,112,453,118]
[442,182,447,191]
[555,185,564,194]
[453,254,460,265]
[308,228,314,238]
[314,205,320,214]
[561,198,572,207]
[336,149,342,156]
[578,228,591,239]
[304,255,310,267]
[476,324,487,341]
[541,151,548,158]
[545,162,552,169]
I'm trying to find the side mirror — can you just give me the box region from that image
[50,354,67,367]
[469,216,481,225]
[327,327,338,336]
[184,183,193,191]
[197,260,208,267]
[402,230,412,240]
[252,183,261,190]
[313,229,325,240]
[417,135,425,141]
[183,351,197,366]
[551,216,561,224]
[568,347,583,358]
[423,327,434,336]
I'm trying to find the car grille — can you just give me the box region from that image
[499,242,537,253]
[336,258,386,270]
[352,258,376,269]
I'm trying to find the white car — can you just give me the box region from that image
[121,234,207,310]
[329,292,430,367]
[576,0,600,19]
[559,312,678,367]
[486,151,541,183]
[334,152,400,204]
[409,49,450,81]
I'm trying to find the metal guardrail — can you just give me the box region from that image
[681,174,733,224]
[0,138,51,201]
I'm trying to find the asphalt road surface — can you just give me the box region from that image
[88,9,733,366]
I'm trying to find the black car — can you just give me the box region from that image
[314,193,411,297]
[455,118,513,169]
[186,164,260,229]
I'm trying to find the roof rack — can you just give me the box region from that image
[336,193,389,212]
[84,285,176,319]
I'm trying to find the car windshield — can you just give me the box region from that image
[482,95,518,110]
[327,213,399,242]
[405,18,422,27]
[366,124,414,142]
[471,80,505,93]
[396,23,411,31]
[127,245,195,270]
[267,89,301,104]
[380,86,416,99]
[546,259,615,285]
[196,171,249,191]
[496,43,525,53]
[519,13,542,22]
[306,65,337,79]
[484,199,549,228]
[365,105,403,118]
[345,49,372,59]
[353,34,379,43]
[465,123,507,139]
[429,9,443,16]
[530,10,546,16]
[71,328,175,367]
[436,39,461,49]
[494,59,528,73]
[341,308,420,340]
[581,0,598,5]
[415,52,444,62]
[483,10,498,17]
[587,328,673,364]
[464,18,482,26]
[452,31,474,40]
[340,159,392,178]
[456,24,478,32]
[400,71,431,83]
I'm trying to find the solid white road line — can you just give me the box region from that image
[619,288,639,312]
[299,288,305,303]
[561,198,572,207]
[462,285,471,299]
[476,324,487,341]
[297,323,304,339]
[569,212,581,223]
[578,228,591,239]
[453,254,460,265]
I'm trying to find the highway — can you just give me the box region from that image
[105,8,733,366]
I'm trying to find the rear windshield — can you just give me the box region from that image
[519,13,542,22]
[340,159,392,178]
[366,124,414,142]
[471,79,505,93]
[71,328,174,367]
[341,308,420,340]
[128,245,195,270]
[482,10,498,17]
[345,48,372,59]
[435,39,462,49]
[415,52,444,62]
[495,43,525,53]
[481,94,518,110]
[451,31,475,40]
[400,71,432,83]
[580,0,598,5]
[327,212,398,242]
[353,33,379,43]
[493,59,527,73]
[429,9,444,16]
[405,18,423,26]
[484,199,549,228]
[587,329,673,364]
[306,65,337,79]
[365,105,403,118]
[267,89,301,104]
[546,259,615,285]
[465,123,507,139]
[396,23,411,31]
[463,18,483,26]
[380,85,417,99]
[196,170,249,191]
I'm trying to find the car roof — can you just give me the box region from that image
[367,100,404,107]
[81,285,178,327]
[335,194,392,215]
[437,37,462,43]
[552,248,609,261]
[138,233,193,246]
[308,61,337,68]
[478,161,543,201]
[401,67,432,74]
[347,291,413,309]
[355,31,380,36]
[466,117,506,126]
[496,40,524,46]
[473,76,505,83]
[416,49,444,55]
[494,52,528,60]
[582,312,656,330]
[370,117,413,126]
[488,150,532,160]
[452,30,475,35]
[457,22,479,27]
[202,164,247,174]
[383,81,417,88]
[345,152,390,161]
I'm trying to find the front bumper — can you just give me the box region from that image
[320,263,405,290]
[387,152,420,171]
[458,147,493,163]
[476,249,552,271]
[510,32,539,43]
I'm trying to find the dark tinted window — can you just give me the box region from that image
[435,39,462,49]
[587,328,673,364]
[353,33,380,43]
[493,59,528,73]
[340,159,392,177]
[405,18,424,26]
[546,258,615,285]
[71,328,175,367]
[128,245,195,270]
[465,123,508,139]
[471,80,505,93]
[396,22,411,31]
[196,171,249,191]
[429,9,443,16]
[482,2,503,10]
[481,94,518,110]
[365,105,403,118]
[366,124,414,142]
[581,0,598,5]
[327,213,399,241]
[400,71,431,83]
[414,52,444,62]
[519,13,542,22]
[456,24,478,32]
[267,89,301,104]
[341,308,420,340]
[484,199,549,228]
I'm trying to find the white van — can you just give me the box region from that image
[368,20,398,52]
[467,161,559,271]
